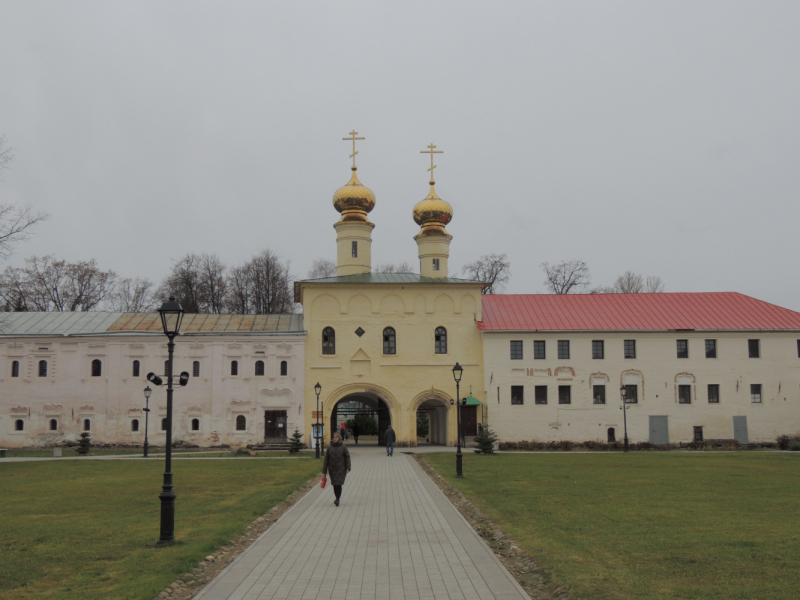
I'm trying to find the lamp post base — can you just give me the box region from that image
[456,448,464,478]
[158,475,176,545]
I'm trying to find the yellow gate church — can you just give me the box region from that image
[295,133,486,447]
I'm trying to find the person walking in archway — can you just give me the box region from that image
[385,425,396,457]
[352,422,360,444]
[323,431,351,506]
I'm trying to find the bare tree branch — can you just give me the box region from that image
[0,135,14,178]
[462,254,511,294]
[0,204,50,261]
[541,260,591,294]
[645,275,665,293]
[612,271,645,293]
[109,277,154,312]
[307,258,337,279]
[375,262,414,274]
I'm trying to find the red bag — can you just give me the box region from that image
[321,475,327,489]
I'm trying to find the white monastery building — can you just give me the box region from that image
[480,293,800,444]
[0,311,305,447]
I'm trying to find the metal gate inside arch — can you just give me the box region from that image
[330,393,391,445]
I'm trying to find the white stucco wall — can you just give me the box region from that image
[482,331,800,444]
[0,333,305,448]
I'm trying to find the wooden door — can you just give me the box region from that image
[264,410,287,440]
[462,406,477,436]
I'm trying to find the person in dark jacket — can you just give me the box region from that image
[322,431,351,506]
[352,423,360,444]
[385,425,396,456]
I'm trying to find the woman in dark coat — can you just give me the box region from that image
[323,431,351,506]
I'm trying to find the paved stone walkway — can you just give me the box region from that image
[194,447,529,600]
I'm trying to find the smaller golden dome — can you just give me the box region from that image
[333,167,375,223]
[413,182,453,236]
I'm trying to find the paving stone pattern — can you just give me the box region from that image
[194,448,529,600]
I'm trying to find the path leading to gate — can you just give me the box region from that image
[194,446,529,600]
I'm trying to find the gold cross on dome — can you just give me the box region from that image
[343,130,365,167]
[420,143,443,181]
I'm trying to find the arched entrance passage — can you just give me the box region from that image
[331,392,392,445]
[414,396,450,446]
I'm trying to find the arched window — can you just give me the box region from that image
[38,360,48,377]
[15,419,23,431]
[83,419,91,431]
[11,361,19,377]
[231,360,238,376]
[236,415,246,431]
[322,327,336,355]
[191,418,200,431]
[132,360,140,377]
[91,359,102,377]
[193,361,200,377]
[435,327,447,354]
[608,427,616,443]
[131,419,139,432]
[255,360,265,376]
[161,418,168,431]
[280,360,288,376]
[383,327,396,355]
[49,419,58,431]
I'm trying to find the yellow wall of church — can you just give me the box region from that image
[301,282,485,446]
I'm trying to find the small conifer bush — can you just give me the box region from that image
[473,425,498,455]
[76,432,91,456]
[288,428,306,454]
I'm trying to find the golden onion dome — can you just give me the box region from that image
[413,182,453,236]
[333,167,375,223]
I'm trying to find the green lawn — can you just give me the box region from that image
[423,452,800,600]
[0,459,320,599]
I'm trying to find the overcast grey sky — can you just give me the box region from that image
[1,1,799,309]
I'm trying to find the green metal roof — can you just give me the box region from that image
[464,394,482,405]
[300,273,484,285]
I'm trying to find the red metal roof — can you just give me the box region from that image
[478,293,800,331]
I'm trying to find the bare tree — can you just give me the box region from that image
[307,258,337,279]
[645,275,665,293]
[612,271,644,293]
[375,262,414,274]
[0,204,49,261]
[109,277,154,312]
[541,260,591,294]
[156,254,203,313]
[0,256,117,311]
[0,135,13,178]
[225,249,295,314]
[197,254,227,314]
[461,253,511,294]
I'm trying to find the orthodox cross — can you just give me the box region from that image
[420,143,443,182]
[343,130,365,167]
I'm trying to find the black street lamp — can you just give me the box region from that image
[143,386,152,458]
[146,297,187,546]
[620,386,629,452]
[452,362,464,478]
[314,382,322,459]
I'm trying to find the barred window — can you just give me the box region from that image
[352,241,358,257]
[750,384,762,403]
[593,384,606,404]
[11,360,19,377]
[191,418,200,431]
[624,384,638,403]
[558,385,571,405]
[676,340,688,359]
[748,339,760,358]
[193,361,200,377]
[15,419,23,431]
[91,359,102,377]
[678,384,691,404]
[84,419,91,431]
[535,385,548,405]
[557,340,570,360]
[280,360,288,376]
[510,341,523,360]
[236,415,247,431]
[131,419,139,432]
[38,360,47,377]
[383,327,396,355]
[432,258,440,271]
[230,360,238,376]
[435,327,447,354]
[322,327,336,355]
[694,426,703,442]
[533,341,545,360]
[255,360,265,376]
[164,360,170,377]
[592,340,604,359]
[132,360,140,377]
[624,340,636,359]
[706,339,717,358]
[511,386,524,405]
[708,384,720,404]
